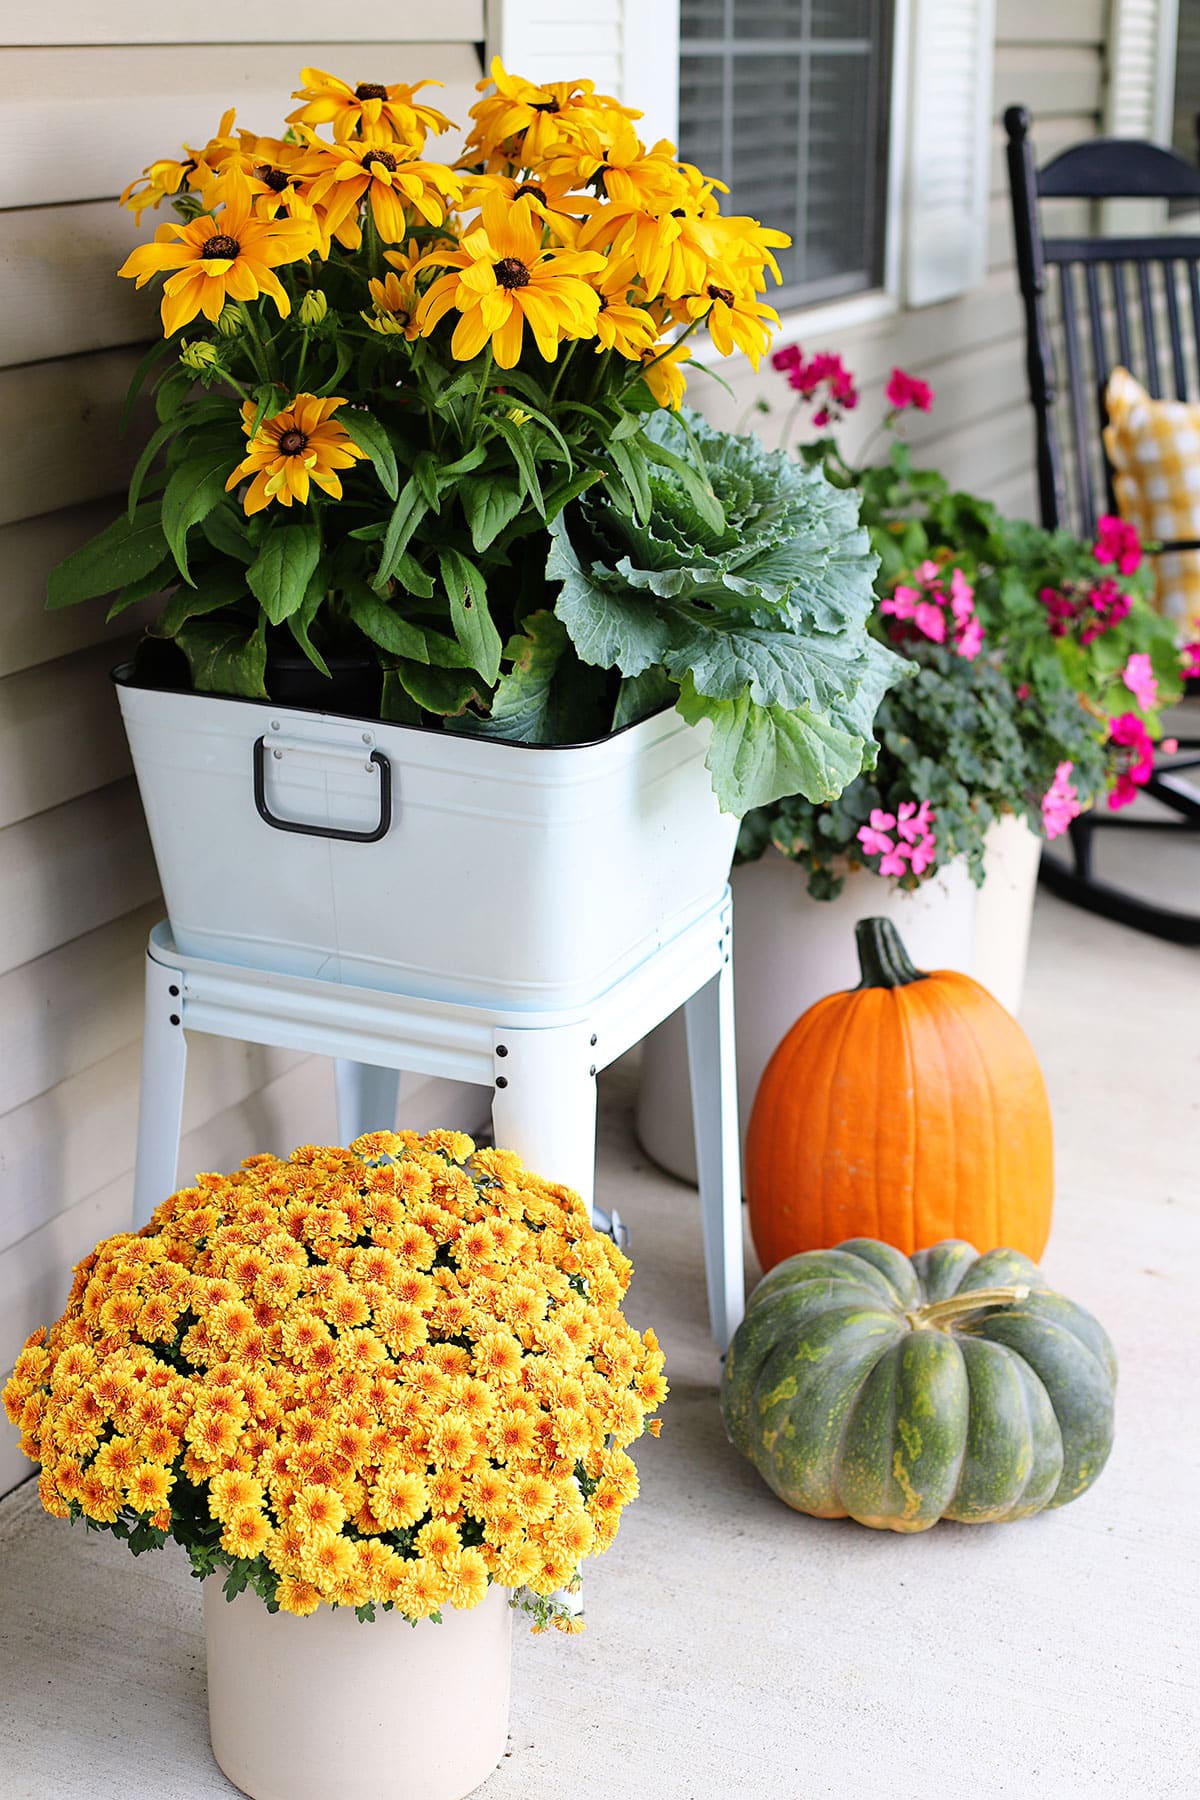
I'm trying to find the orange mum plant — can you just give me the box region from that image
[3,1131,666,1633]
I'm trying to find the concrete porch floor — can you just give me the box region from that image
[1,878,1197,1800]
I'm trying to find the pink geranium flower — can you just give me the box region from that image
[1121,651,1158,712]
[1095,514,1142,575]
[881,563,981,657]
[857,800,936,879]
[1181,640,1200,679]
[1041,761,1081,839]
[1107,711,1156,810]
[885,368,934,413]
[771,344,859,419]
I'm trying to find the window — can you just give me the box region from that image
[677,0,894,311]
[1171,0,1200,166]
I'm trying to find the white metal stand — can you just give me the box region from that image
[132,892,745,1346]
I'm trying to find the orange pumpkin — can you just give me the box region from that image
[745,917,1053,1270]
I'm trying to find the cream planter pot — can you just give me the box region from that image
[635,818,1041,1184]
[114,671,739,1012]
[204,1580,513,1800]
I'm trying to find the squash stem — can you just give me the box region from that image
[854,917,928,990]
[908,1285,1031,1330]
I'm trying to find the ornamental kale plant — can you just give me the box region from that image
[43,61,893,817]
[547,410,901,812]
[736,347,1190,893]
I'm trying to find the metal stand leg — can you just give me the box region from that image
[334,1061,402,1143]
[133,951,188,1231]
[488,1025,599,1219]
[685,961,745,1350]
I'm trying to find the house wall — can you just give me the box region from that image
[696,0,1110,524]
[0,8,486,1495]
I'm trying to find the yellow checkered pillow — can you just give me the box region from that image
[1103,365,1200,627]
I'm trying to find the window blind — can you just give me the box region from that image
[678,0,893,309]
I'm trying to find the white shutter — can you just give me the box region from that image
[901,0,996,308]
[487,0,680,145]
[1105,0,1179,141]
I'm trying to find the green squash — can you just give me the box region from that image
[721,1238,1117,1531]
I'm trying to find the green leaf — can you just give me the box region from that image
[462,477,525,553]
[174,619,267,697]
[127,417,184,521]
[121,335,174,434]
[345,585,431,662]
[105,558,176,621]
[676,675,870,816]
[460,611,568,742]
[343,407,398,501]
[438,546,502,685]
[47,506,169,609]
[644,436,726,536]
[287,564,332,678]
[391,551,435,599]
[606,435,653,524]
[392,659,482,717]
[246,522,323,626]
[201,505,254,565]
[374,477,429,591]
[154,567,251,636]
[490,414,544,516]
[613,666,673,730]
[412,451,441,510]
[547,517,670,676]
[162,450,237,585]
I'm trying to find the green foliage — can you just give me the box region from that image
[548,410,899,812]
[49,242,890,810]
[742,428,1186,892]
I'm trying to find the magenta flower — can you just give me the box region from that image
[857,800,936,879]
[885,367,934,413]
[1107,711,1156,810]
[1181,640,1200,679]
[882,562,981,657]
[1095,514,1142,575]
[1041,761,1081,839]
[956,615,985,660]
[772,344,859,419]
[1121,651,1159,712]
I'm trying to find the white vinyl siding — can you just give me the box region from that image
[0,7,485,1497]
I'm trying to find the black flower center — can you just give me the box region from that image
[363,150,397,176]
[514,183,547,205]
[707,284,735,307]
[203,234,240,261]
[597,294,609,311]
[355,83,389,101]
[671,208,687,219]
[277,429,308,456]
[494,256,530,289]
[531,98,560,114]
[254,164,291,193]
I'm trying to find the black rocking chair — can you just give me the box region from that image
[1005,104,1200,945]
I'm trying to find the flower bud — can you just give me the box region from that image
[299,290,328,327]
[215,306,242,338]
[179,339,219,371]
[506,406,532,427]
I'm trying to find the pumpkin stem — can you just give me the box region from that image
[907,1285,1031,1331]
[854,917,928,990]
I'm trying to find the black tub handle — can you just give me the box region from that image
[253,737,392,843]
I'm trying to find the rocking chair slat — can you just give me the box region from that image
[1162,261,1188,399]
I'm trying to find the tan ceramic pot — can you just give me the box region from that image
[204,1580,513,1800]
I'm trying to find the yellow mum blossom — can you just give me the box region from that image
[4,1127,664,1630]
[117,189,315,336]
[417,192,604,368]
[287,68,454,149]
[225,394,366,517]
